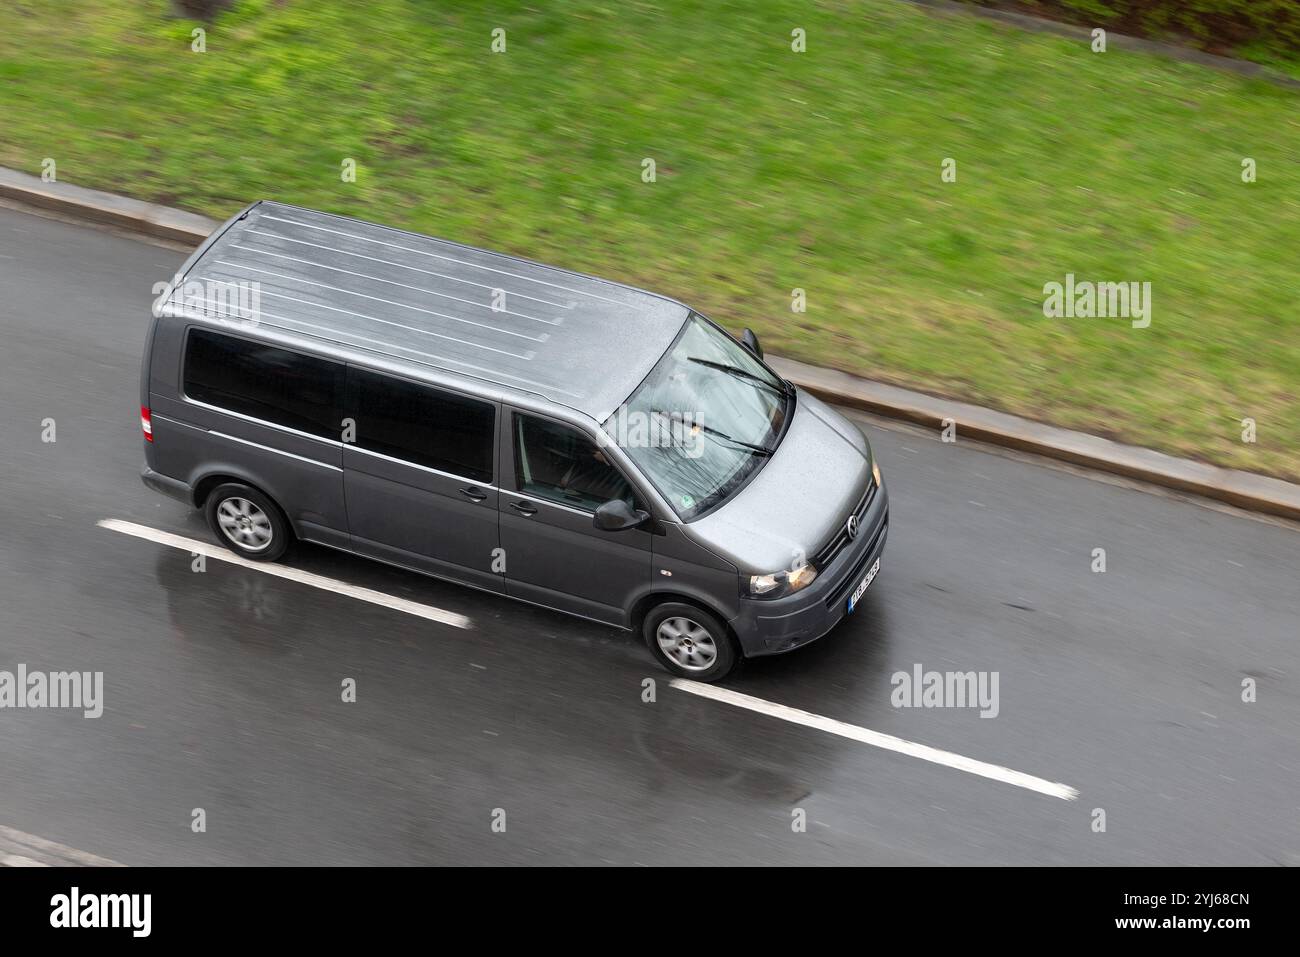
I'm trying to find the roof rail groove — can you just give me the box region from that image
[242,227,576,309]
[191,272,537,360]
[225,243,563,327]
[260,213,649,310]
[207,259,548,344]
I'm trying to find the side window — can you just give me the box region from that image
[184,328,344,439]
[350,368,494,483]
[514,414,633,511]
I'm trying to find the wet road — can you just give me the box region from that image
[1,205,1297,865]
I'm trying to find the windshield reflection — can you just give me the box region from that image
[605,314,788,519]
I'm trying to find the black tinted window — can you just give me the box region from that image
[184,329,344,438]
[351,369,495,482]
[515,414,633,511]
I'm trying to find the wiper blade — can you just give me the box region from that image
[687,357,787,397]
[651,409,773,457]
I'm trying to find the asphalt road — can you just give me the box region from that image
[1,205,1297,866]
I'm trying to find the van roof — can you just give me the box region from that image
[166,201,690,421]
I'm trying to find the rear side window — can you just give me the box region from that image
[350,368,495,483]
[184,328,344,439]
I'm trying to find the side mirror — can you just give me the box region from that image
[594,499,649,532]
[741,328,763,359]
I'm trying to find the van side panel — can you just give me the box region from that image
[343,450,503,594]
[145,319,349,548]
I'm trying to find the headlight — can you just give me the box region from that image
[788,563,819,590]
[872,457,882,488]
[746,562,818,599]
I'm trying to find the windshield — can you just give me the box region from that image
[603,314,789,520]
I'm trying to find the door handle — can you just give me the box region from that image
[459,486,488,502]
[509,501,538,516]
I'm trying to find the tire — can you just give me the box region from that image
[204,483,291,562]
[643,602,738,681]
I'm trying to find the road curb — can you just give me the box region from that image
[3,167,1297,523]
[902,0,1300,90]
[0,168,217,244]
[772,357,1300,523]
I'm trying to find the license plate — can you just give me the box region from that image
[847,557,881,613]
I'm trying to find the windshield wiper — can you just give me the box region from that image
[687,357,788,397]
[651,409,774,457]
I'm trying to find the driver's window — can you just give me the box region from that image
[514,414,633,512]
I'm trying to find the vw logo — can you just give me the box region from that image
[846,514,859,540]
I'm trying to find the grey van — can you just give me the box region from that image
[140,202,888,680]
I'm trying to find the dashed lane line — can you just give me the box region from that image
[671,679,1079,801]
[98,519,472,630]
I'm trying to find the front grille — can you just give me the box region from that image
[811,482,875,571]
[825,508,887,610]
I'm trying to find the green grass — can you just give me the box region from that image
[2,0,1297,478]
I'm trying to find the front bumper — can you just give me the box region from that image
[731,483,889,657]
[141,466,194,506]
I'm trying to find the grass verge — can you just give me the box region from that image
[1,0,1296,477]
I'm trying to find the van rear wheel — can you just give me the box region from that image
[643,602,737,682]
[205,483,290,562]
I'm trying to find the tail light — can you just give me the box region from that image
[141,406,153,442]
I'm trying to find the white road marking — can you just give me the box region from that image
[0,825,124,867]
[670,680,1079,801]
[103,517,1076,800]
[98,519,472,630]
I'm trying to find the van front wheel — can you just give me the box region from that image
[643,602,738,682]
[205,483,290,562]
